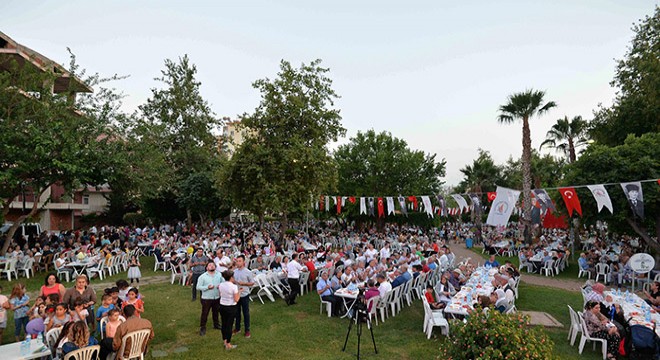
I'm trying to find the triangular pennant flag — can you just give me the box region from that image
[319,195,325,211]
[397,196,407,216]
[341,196,347,207]
[408,196,418,211]
[325,195,330,212]
[348,196,356,204]
[487,192,497,202]
[421,196,434,218]
[657,179,660,186]
[559,187,582,217]
[587,185,613,214]
[450,194,469,212]
[386,197,395,216]
[486,186,521,227]
[359,197,366,215]
[532,189,556,212]
[377,197,385,218]
[336,196,342,215]
[621,182,644,219]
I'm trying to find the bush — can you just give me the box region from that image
[440,310,554,360]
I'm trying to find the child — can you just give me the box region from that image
[425,285,445,310]
[106,287,122,309]
[95,294,115,334]
[0,285,7,344]
[45,303,71,331]
[121,288,144,317]
[127,255,142,285]
[99,308,122,360]
[70,299,89,324]
[25,303,46,338]
[8,283,30,341]
[116,280,130,302]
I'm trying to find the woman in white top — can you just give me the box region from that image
[218,270,240,350]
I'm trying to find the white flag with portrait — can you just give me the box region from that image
[587,185,613,214]
[421,196,434,218]
[621,182,644,219]
[486,186,521,227]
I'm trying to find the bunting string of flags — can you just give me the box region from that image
[315,179,659,223]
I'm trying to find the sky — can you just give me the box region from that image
[2,0,657,186]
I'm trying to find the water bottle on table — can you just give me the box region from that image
[20,335,31,356]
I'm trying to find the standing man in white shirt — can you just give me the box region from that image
[286,253,307,305]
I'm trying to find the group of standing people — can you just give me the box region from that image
[196,253,253,350]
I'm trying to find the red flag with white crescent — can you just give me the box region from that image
[487,192,497,202]
[407,196,418,211]
[377,197,385,218]
[559,187,582,217]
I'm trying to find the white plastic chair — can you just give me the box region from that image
[153,254,167,271]
[540,260,555,277]
[63,345,100,360]
[594,263,610,284]
[578,265,591,279]
[567,305,582,346]
[387,287,401,317]
[46,327,62,358]
[422,297,449,338]
[298,272,310,296]
[19,258,35,278]
[116,329,152,360]
[366,296,380,326]
[254,274,275,304]
[100,315,126,339]
[1,258,18,281]
[170,264,183,285]
[319,294,332,317]
[86,261,106,281]
[577,311,607,360]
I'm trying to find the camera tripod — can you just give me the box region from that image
[342,308,378,359]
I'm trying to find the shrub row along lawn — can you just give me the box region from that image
[0,256,601,359]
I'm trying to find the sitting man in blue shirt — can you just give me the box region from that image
[391,264,413,288]
[484,255,500,268]
[578,253,594,278]
[317,271,340,316]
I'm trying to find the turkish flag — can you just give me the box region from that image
[487,192,497,202]
[407,196,418,210]
[559,187,582,217]
[336,196,342,215]
[319,195,324,211]
[348,196,356,204]
[657,179,660,186]
[377,197,385,218]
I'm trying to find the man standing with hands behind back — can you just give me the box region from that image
[196,261,224,336]
[190,248,209,302]
[286,253,307,305]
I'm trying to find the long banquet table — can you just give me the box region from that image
[604,290,660,337]
[444,266,497,317]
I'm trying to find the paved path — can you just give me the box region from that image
[450,243,585,292]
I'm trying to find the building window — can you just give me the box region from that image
[83,195,89,205]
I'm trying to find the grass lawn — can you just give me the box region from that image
[0,256,603,359]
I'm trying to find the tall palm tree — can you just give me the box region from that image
[540,115,589,163]
[498,89,556,243]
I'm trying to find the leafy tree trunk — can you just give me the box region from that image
[568,137,576,163]
[1,186,49,255]
[626,217,660,254]
[521,116,533,244]
[186,209,192,229]
[281,212,289,240]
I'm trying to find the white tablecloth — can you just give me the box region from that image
[445,267,497,316]
[604,290,660,337]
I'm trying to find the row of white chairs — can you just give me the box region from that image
[45,324,150,360]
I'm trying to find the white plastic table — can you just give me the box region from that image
[0,340,51,360]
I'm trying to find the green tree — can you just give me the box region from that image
[458,149,502,194]
[227,59,344,230]
[540,115,589,163]
[498,89,557,243]
[563,133,660,252]
[0,54,123,254]
[590,7,660,146]
[334,130,446,228]
[176,171,226,226]
[138,55,222,225]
